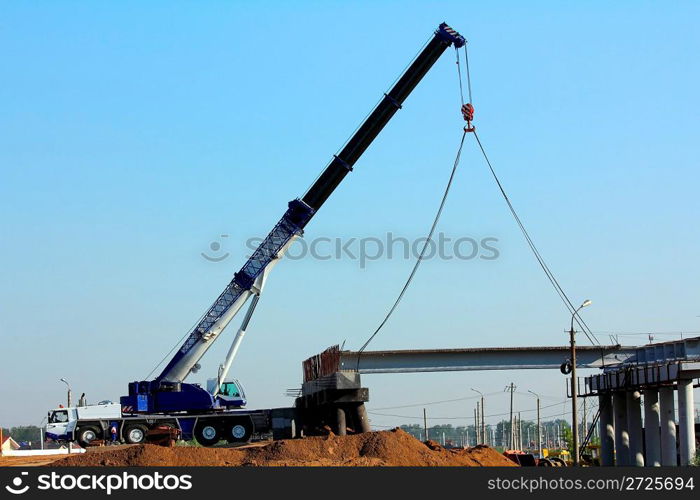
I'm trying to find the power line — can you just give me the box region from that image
[143,314,207,380]
[471,130,600,347]
[513,391,563,401]
[357,129,468,354]
[370,391,502,411]
[368,400,567,422]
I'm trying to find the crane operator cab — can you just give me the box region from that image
[206,378,247,409]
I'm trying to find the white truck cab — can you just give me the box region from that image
[45,403,122,443]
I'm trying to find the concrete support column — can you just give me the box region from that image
[598,392,615,466]
[643,388,661,466]
[613,391,630,466]
[677,379,696,466]
[355,403,371,433]
[659,386,677,466]
[627,390,644,466]
[335,407,347,436]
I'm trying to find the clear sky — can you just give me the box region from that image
[1,2,698,428]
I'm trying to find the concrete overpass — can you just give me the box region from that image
[302,338,700,468]
[336,344,634,374]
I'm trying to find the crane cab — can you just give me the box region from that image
[206,378,247,408]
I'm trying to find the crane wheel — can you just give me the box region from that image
[226,418,253,443]
[76,426,101,447]
[194,422,221,447]
[123,423,148,444]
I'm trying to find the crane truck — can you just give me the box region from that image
[45,22,467,448]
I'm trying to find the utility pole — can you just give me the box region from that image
[476,402,481,443]
[474,403,479,446]
[471,388,486,446]
[482,397,486,445]
[544,426,548,449]
[530,391,542,458]
[569,299,591,466]
[518,412,523,450]
[423,408,428,441]
[583,397,587,447]
[527,426,530,450]
[505,382,516,450]
[570,325,578,463]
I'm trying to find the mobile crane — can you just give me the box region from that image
[45,22,466,447]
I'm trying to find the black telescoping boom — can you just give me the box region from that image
[123,23,466,414]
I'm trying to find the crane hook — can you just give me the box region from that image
[461,103,475,133]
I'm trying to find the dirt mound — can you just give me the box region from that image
[51,429,517,467]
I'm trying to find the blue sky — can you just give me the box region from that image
[1,2,698,427]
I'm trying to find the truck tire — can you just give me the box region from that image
[123,423,148,444]
[226,418,253,444]
[194,422,221,447]
[76,426,101,447]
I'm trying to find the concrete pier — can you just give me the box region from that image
[613,391,630,465]
[355,403,371,433]
[677,379,696,466]
[627,390,644,466]
[643,389,661,467]
[659,386,677,466]
[335,407,347,436]
[598,392,615,466]
[581,337,700,467]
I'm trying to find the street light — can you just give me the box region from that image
[569,299,591,466]
[471,388,486,445]
[528,390,542,459]
[60,378,72,408]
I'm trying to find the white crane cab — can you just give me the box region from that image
[206,378,247,408]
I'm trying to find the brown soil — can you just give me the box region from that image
[0,455,65,467]
[50,429,517,467]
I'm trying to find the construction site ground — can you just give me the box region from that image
[1,429,517,467]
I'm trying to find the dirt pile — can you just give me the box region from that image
[51,429,517,467]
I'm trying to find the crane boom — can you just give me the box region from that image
[154,23,465,388]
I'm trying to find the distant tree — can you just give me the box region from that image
[399,423,472,445]
[395,417,576,452]
[4,426,42,444]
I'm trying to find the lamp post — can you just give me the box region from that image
[569,299,591,466]
[60,378,72,408]
[471,388,485,445]
[528,389,542,458]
